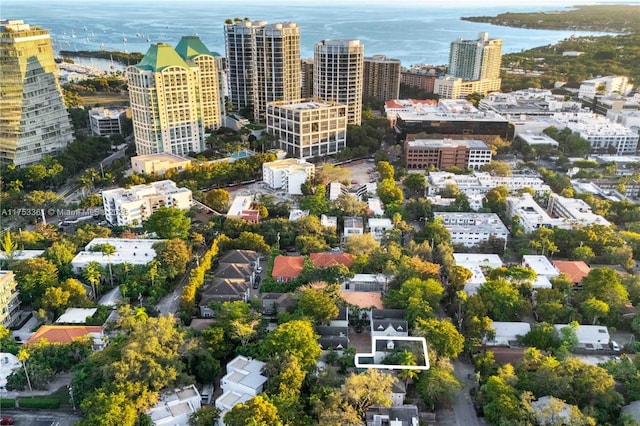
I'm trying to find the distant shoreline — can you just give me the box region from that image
[461,4,639,34]
[59,50,143,66]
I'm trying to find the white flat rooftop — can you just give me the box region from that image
[55,308,98,324]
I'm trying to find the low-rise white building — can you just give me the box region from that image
[547,193,611,227]
[428,171,550,197]
[262,158,315,195]
[521,255,560,279]
[578,76,633,99]
[434,212,508,248]
[131,153,192,176]
[102,180,192,227]
[368,218,394,242]
[227,195,254,218]
[553,112,639,155]
[485,321,531,347]
[344,216,365,238]
[71,238,161,273]
[147,385,201,426]
[89,107,127,136]
[554,324,611,350]
[321,214,337,229]
[506,193,571,233]
[367,197,385,216]
[453,253,504,295]
[216,356,268,425]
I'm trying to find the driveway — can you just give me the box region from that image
[451,360,485,426]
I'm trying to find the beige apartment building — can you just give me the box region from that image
[314,39,364,125]
[266,99,347,159]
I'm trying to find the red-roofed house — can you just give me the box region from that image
[310,252,354,269]
[241,210,260,223]
[272,255,305,282]
[27,325,107,350]
[552,260,591,284]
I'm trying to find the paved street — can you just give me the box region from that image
[156,248,206,316]
[452,360,485,426]
[0,409,81,426]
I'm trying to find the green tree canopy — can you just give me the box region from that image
[144,207,191,239]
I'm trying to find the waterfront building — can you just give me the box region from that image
[253,22,301,121]
[449,32,502,81]
[436,32,502,98]
[89,107,127,136]
[314,39,364,125]
[127,37,222,156]
[363,55,401,101]
[0,19,74,166]
[224,20,301,121]
[266,99,347,159]
[101,180,192,226]
[404,138,491,170]
[300,58,314,99]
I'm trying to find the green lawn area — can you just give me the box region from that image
[81,92,130,107]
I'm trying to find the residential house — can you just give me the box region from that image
[484,322,531,347]
[552,260,591,285]
[366,405,420,426]
[330,307,349,328]
[216,355,268,426]
[218,250,260,271]
[368,218,394,242]
[521,255,560,279]
[310,252,354,269]
[554,324,611,351]
[199,278,250,315]
[26,325,107,350]
[54,308,98,325]
[260,293,296,316]
[344,216,365,238]
[147,385,202,426]
[343,273,389,292]
[272,255,304,282]
[316,325,349,354]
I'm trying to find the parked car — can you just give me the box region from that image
[611,341,621,351]
[1,417,14,425]
[256,266,263,273]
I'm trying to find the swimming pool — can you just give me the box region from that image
[229,150,250,159]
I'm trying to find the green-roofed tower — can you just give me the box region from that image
[126,39,222,157]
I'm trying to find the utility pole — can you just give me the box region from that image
[68,385,76,410]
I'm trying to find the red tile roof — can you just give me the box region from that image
[272,256,304,280]
[552,260,591,283]
[27,325,103,345]
[385,100,405,109]
[241,209,260,223]
[310,252,354,268]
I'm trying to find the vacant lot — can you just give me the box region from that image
[81,92,129,107]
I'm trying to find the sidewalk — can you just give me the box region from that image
[1,372,73,400]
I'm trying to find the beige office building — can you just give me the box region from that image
[363,55,401,101]
[0,19,73,166]
[314,39,364,125]
[267,99,347,159]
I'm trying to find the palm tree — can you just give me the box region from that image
[18,348,33,394]
[396,349,420,388]
[100,243,116,287]
[84,261,103,299]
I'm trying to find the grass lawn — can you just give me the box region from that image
[49,385,72,406]
[81,92,129,107]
